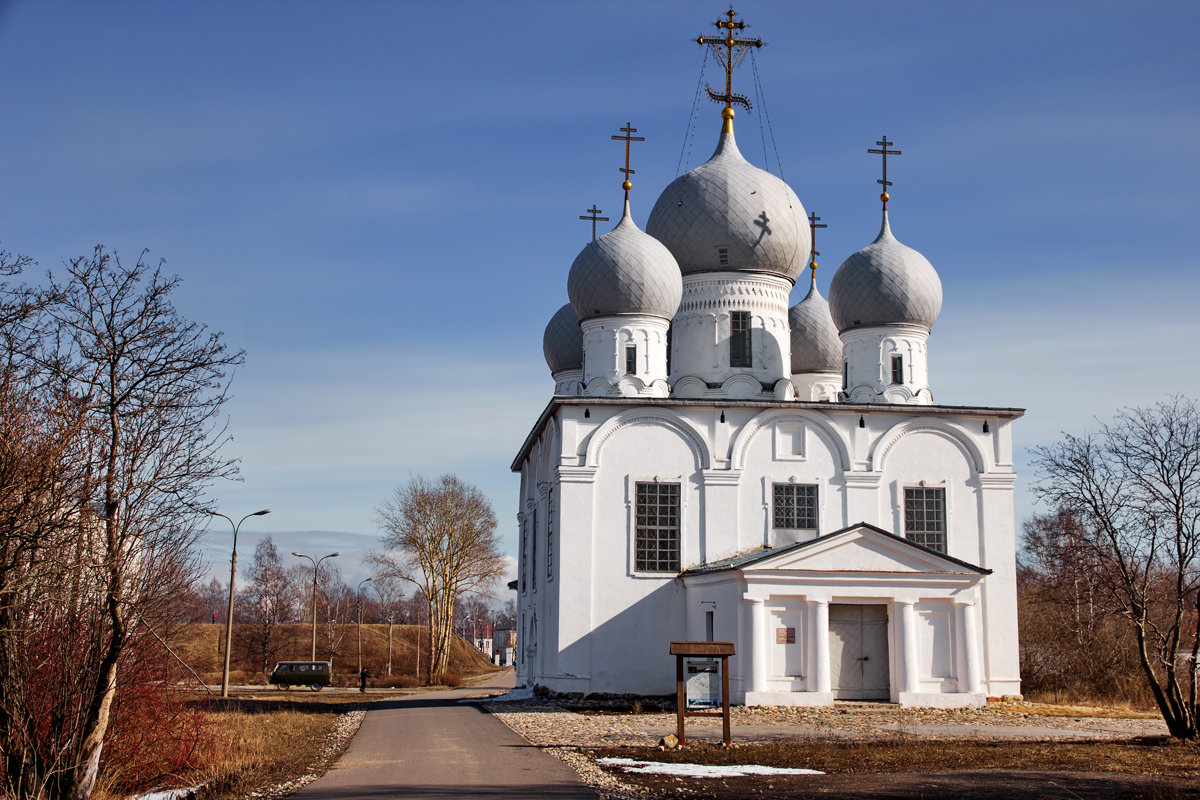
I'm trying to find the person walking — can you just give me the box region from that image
[359,668,370,693]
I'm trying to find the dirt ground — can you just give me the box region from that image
[612,768,1200,799]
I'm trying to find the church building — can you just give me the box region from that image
[511,10,1021,706]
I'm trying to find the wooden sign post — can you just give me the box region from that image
[670,641,735,746]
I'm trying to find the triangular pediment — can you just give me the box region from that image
[687,523,989,577]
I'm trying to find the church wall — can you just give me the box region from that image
[735,412,846,554]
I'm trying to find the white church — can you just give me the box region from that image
[512,10,1022,707]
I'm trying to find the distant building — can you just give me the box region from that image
[511,9,1021,706]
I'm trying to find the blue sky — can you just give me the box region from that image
[1,1,1197,591]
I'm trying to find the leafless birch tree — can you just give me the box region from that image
[373,475,503,682]
[1031,396,1200,739]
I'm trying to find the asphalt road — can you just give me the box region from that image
[292,671,595,799]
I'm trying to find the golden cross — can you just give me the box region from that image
[697,8,763,115]
[612,123,645,201]
[867,136,902,209]
[579,205,609,241]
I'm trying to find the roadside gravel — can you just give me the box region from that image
[482,697,1167,800]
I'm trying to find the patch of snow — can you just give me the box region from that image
[459,687,534,703]
[596,757,824,778]
[126,785,204,800]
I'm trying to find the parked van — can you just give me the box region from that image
[269,661,332,690]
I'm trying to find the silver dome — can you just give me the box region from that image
[646,125,809,282]
[828,211,942,333]
[543,303,583,375]
[789,271,842,373]
[567,201,682,322]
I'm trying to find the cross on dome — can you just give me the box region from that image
[579,204,609,242]
[611,122,645,201]
[696,8,762,132]
[868,136,901,210]
[807,212,827,278]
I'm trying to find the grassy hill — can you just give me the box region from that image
[168,622,500,687]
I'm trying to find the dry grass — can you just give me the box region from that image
[92,701,344,800]
[1009,699,1162,719]
[170,622,501,686]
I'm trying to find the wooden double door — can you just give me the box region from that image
[828,604,890,700]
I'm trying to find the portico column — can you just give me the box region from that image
[956,599,981,694]
[810,599,830,693]
[898,600,919,694]
[749,598,768,693]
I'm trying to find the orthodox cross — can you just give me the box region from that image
[807,212,827,278]
[579,205,609,241]
[697,8,763,113]
[867,136,901,209]
[612,122,645,202]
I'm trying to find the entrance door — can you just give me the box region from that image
[828,604,890,700]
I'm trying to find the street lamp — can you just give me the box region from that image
[207,507,271,698]
[292,551,340,661]
[356,577,373,676]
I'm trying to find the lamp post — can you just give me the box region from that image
[292,551,340,661]
[356,577,373,676]
[207,507,271,698]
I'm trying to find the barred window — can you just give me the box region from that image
[546,489,555,580]
[530,509,538,591]
[625,345,637,375]
[904,487,946,553]
[730,311,752,368]
[891,354,904,385]
[520,518,528,594]
[635,482,680,572]
[773,484,819,530]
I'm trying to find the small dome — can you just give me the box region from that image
[543,303,582,375]
[567,201,682,322]
[828,211,942,333]
[789,271,842,373]
[646,125,809,282]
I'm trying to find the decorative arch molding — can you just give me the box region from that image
[583,407,711,470]
[729,408,851,471]
[870,417,987,474]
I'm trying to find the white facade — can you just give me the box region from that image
[513,400,1021,705]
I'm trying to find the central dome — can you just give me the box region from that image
[646,125,809,282]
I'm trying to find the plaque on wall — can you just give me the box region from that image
[775,627,795,644]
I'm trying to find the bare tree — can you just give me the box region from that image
[371,575,405,676]
[0,250,95,799]
[320,569,351,666]
[1031,396,1199,739]
[0,246,243,799]
[236,537,298,674]
[373,475,503,682]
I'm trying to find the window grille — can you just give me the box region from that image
[891,354,904,385]
[772,483,819,530]
[625,345,636,375]
[635,482,680,572]
[904,487,947,553]
[730,311,752,368]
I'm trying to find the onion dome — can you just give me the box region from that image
[567,200,682,322]
[828,211,942,333]
[542,303,583,374]
[646,116,809,282]
[789,270,842,373]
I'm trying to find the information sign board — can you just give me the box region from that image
[685,659,721,709]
